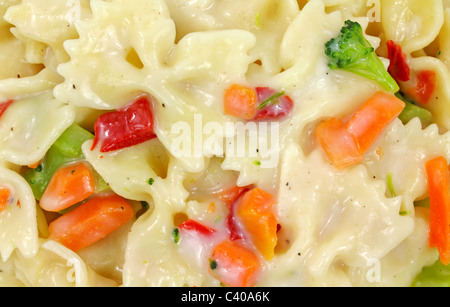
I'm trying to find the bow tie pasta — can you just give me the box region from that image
[0,0,449,287]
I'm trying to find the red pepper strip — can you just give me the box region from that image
[178,219,216,236]
[0,99,13,117]
[386,40,410,83]
[227,211,244,241]
[226,191,247,241]
[407,70,436,105]
[91,95,156,152]
[254,87,294,120]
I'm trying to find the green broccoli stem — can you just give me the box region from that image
[396,92,433,127]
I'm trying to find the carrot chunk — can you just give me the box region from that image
[224,84,257,120]
[39,162,96,212]
[209,240,260,287]
[48,194,134,251]
[213,185,249,207]
[316,92,405,169]
[425,156,450,265]
[0,186,11,212]
[236,187,277,260]
[316,118,363,169]
[346,91,405,153]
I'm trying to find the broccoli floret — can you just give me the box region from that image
[325,20,399,93]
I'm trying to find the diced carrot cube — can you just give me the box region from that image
[224,84,257,120]
[48,194,134,251]
[425,156,450,265]
[346,91,405,153]
[316,118,363,169]
[209,240,260,287]
[236,188,277,260]
[0,186,11,212]
[40,162,96,212]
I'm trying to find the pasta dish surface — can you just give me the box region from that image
[0,0,449,287]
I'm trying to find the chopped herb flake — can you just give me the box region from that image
[255,12,261,28]
[258,91,285,109]
[147,177,154,185]
[209,258,217,270]
[386,172,396,198]
[141,201,149,210]
[172,228,180,244]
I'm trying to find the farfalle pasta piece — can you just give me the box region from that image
[403,56,450,131]
[4,0,91,66]
[0,0,43,79]
[438,9,450,70]
[0,90,75,166]
[0,165,39,262]
[380,0,444,54]
[53,0,176,110]
[271,142,416,286]
[14,240,117,286]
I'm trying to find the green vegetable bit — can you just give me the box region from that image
[386,172,396,198]
[172,228,180,244]
[412,259,450,287]
[395,92,433,128]
[209,259,218,270]
[325,20,399,93]
[258,91,285,110]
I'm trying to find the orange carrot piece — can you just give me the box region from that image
[48,193,134,251]
[40,162,96,212]
[316,92,405,169]
[224,84,257,120]
[236,187,277,260]
[346,91,405,153]
[209,240,260,287]
[316,118,363,169]
[0,186,11,212]
[425,156,450,265]
[213,185,249,207]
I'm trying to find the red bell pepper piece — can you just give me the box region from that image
[91,95,156,153]
[407,70,436,105]
[225,188,249,241]
[386,40,410,83]
[178,219,216,236]
[254,87,294,120]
